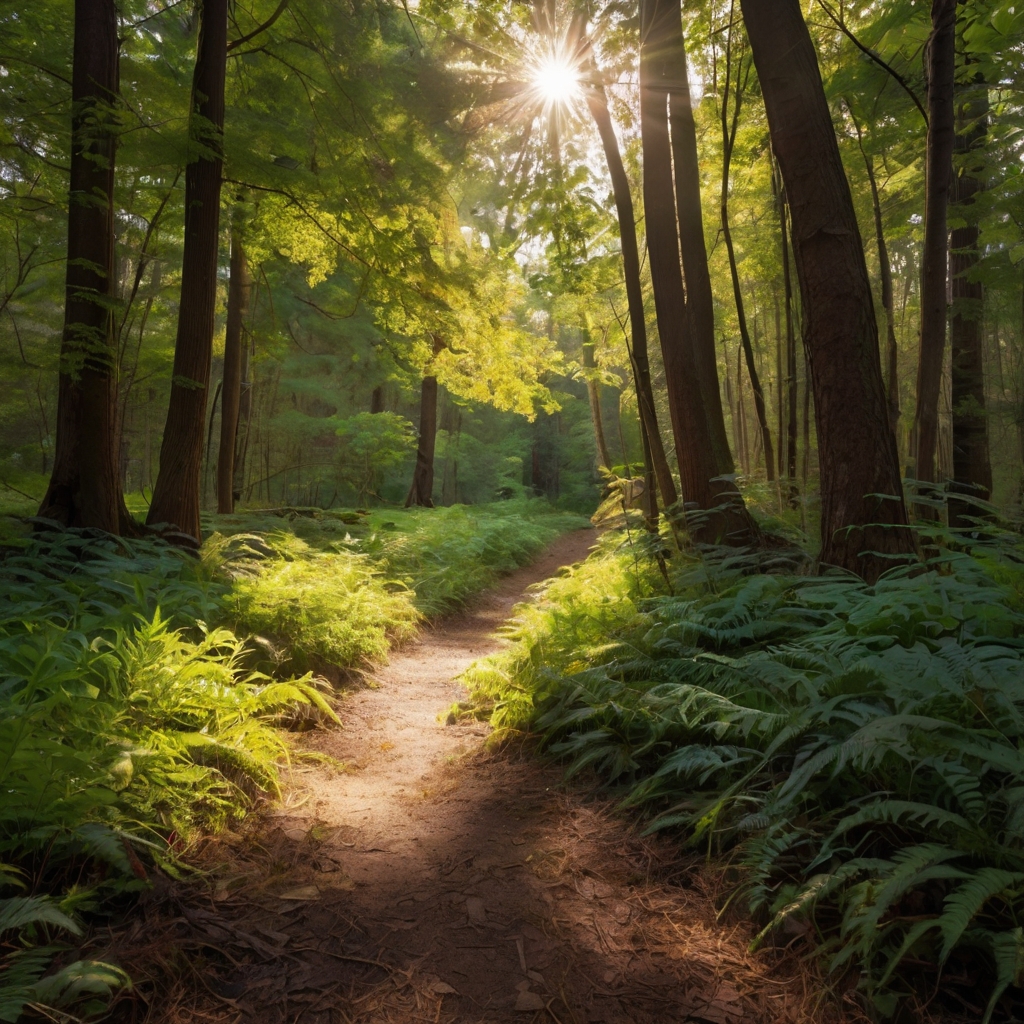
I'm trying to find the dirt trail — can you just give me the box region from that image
[123,529,840,1024]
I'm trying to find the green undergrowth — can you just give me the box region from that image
[206,499,590,672]
[463,521,1024,1021]
[0,498,583,1018]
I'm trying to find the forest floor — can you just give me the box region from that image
[102,528,849,1024]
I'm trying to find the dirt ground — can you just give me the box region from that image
[98,528,859,1024]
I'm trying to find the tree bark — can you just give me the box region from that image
[719,32,775,482]
[147,0,228,542]
[740,0,914,581]
[852,122,902,437]
[406,336,444,508]
[585,82,678,511]
[948,73,992,527]
[910,0,956,483]
[582,338,613,471]
[640,0,754,543]
[663,0,734,476]
[216,222,250,514]
[39,0,126,533]
[774,163,800,497]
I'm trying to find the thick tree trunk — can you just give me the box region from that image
[39,0,126,533]
[663,0,733,476]
[406,336,444,508]
[719,38,775,482]
[741,0,914,581]
[216,224,250,514]
[910,0,957,483]
[585,83,678,511]
[370,385,385,414]
[948,74,992,527]
[640,0,753,543]
[147,0,228,542]
[582,339,612,471]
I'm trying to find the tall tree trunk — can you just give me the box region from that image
[39,0,126,533]
[663,0,733,476]
[910,0,957,483]
[774,290,784,479]
[774,162,799,496]
[948,73,992,527]
[640,0,752,541]
[147,0,228,542]
[406,336,444,508]
[585,82,678,511]
[582,337,613,472]
[852,121,902,437]
[741,0,914,581]
[232,312,253,501]
[216,222,250,514]
[719,28,775,481]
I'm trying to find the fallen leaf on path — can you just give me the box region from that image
[278,885,320,901]
[514,990,546,1011]
[426,979,458,995]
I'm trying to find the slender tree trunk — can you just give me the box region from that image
[774,162,800,496]
[233,303,253,502]
[640,0,752,541]
[774,289,784,479]
[582,338,612,471]
[948,72,992,527]
[39,0,127,533]
[147,0,228,542]
[663,0,733,476]
[217,222,250,513]
[741,0,914,581]
[910,0,957,483]
[719,30,775,481]
[406,336,444,508]
[585,82,678,511]
[853,127,902,437]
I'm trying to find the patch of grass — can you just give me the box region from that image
[465,524,1024,1020]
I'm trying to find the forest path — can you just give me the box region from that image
[149,529,825,1024]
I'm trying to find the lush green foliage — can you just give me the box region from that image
[465,526,1024,1018]
[0,524,333,1018]
[210,500,590,671]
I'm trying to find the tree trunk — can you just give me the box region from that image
[232,320,253,502]
[948,73,992,527]
[39,0,126,533]
[663,0,733,476]
[775,162,800,496]
[585,82,678,511]
[216,223,250,514]
[741,0,914,581]
[719,34,775,482]
[147,0,228,543]
[774,289,784,479]
[641,0,747,538]
[582,338,613,471]
[853,127,902,437]
[370,385,385,413]
[406,336,444,508]
[910,0,957,483]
